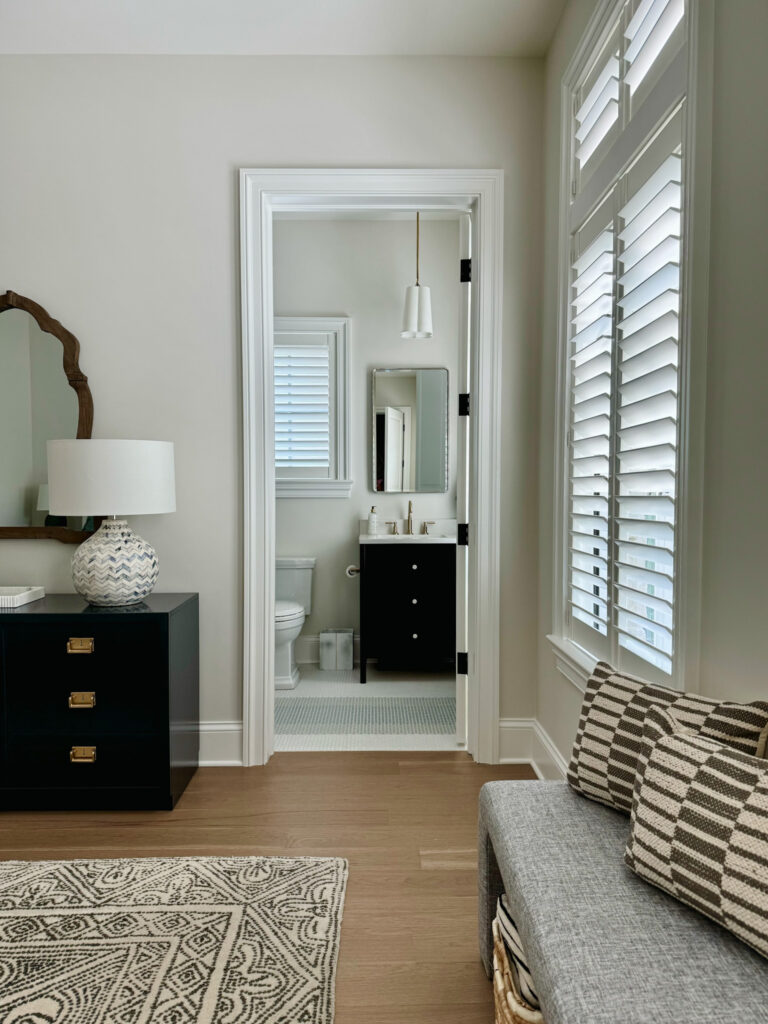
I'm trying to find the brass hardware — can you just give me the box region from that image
[68,691,96,709]
[385,521,399,535]
[422,520,436,535]
[70,745,97,763]
[67,637,94,654]
[406,500,415,535]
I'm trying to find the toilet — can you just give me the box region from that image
[274,556,316,689]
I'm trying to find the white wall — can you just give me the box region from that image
[274,216,460,638]
[537,0,768,765]
[0,55,544,727]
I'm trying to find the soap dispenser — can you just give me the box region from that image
[368,506,378,535]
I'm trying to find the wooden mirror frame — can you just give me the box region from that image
[0,291,95,543]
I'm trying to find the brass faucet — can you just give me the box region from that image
[406,501,415,535]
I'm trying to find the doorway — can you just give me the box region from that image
[240,169,504,766]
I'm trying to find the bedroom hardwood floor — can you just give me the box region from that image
[0,751,536,1023]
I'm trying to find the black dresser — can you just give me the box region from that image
[0,593,199,811]
[359,542,456,684]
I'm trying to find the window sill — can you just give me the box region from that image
[546,634,597,694]
[276,480,353,499]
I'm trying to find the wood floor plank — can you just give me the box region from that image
[0,750,536,1019]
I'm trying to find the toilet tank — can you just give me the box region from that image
[275,557,316,614]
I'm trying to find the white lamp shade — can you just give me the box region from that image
[401,285,433,339]
[47,439,176,517]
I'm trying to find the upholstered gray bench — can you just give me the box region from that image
[479,780,768,1024]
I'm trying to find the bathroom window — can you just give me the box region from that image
[274,317,352,498]
[553,0,701,687]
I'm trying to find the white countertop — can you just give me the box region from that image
[359,533,456,544]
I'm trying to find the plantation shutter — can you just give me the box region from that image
[274,343,331,476]
[624,0,685,98]
[574,32,620,173]
[567,211,615,655]
[614,129,682,675]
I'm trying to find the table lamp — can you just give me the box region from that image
[47,439,176,606]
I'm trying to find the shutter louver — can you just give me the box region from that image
[614,147,682,675]
[624,0,685,96]
[568,228,614,637]
[575,54,620,168]
[274,345,331,470]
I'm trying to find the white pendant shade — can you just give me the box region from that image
[47,439,176,517]
[401,284,433,339]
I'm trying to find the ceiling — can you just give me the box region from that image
[0,0,567,56]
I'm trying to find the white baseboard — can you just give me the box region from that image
[295,633,361,666]
[199,721,243,766]
[198,715,568,775]
[498,717,568,780]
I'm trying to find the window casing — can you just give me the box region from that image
[274,316,351,498]
[557,0,696,686]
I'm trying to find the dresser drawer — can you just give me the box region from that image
[2,623,166,733]
[4,734,167,789]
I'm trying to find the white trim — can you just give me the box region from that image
[274,315,351,498]
[552,1,711,689]
[497,718,568,781]
[275,479,353,499]
[240,168,504,766]
[199,721,243,766]
[546,633,596,693]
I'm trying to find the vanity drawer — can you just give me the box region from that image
[3,734,167,789]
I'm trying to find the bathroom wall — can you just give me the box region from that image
[0,54,545,731]
[273,216,460,638]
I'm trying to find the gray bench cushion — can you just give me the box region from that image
[479,780,768,1024]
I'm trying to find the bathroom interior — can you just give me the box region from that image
[271,210,467,751]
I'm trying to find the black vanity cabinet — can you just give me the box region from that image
[359,542,456,683]
[0,593,199,810]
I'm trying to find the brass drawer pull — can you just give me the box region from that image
[69,691,96,709]
[67,637,94,655]
[70,745,97,763]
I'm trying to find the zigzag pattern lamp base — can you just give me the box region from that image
[72,519,159,606]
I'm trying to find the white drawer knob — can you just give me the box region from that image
[411,564,418,570]
[412,598,418,604]
[412,633,418,639]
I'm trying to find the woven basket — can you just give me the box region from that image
[492,918,545,1024]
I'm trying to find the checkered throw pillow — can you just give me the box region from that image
[626,707,768,960]
[567,661,768,813]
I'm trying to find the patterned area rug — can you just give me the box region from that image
[275,695,456,734]
[0,855,348,1023]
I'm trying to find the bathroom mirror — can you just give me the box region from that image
[0,291,95,542]
[371,367,449,493]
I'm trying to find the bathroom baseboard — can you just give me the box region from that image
[295,634,361,667]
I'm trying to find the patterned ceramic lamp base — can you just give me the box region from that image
[72,519,159,606]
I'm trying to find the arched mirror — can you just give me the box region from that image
[0,291,95,542]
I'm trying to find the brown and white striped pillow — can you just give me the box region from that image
[626,707,768,961]
[567,661,768,813]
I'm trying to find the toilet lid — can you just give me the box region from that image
[275,599,304,621]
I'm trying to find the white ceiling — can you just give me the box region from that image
[0,0,567,57]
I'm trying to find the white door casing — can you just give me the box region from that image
[240,168,504,766]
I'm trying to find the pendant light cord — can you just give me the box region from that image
[416,210,420,286]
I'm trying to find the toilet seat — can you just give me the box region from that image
[275,599,305,622]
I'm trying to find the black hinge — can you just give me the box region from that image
[457,651,469,675]
[457,523,469,546]
[458,393,470,416]
[460,258,472,283]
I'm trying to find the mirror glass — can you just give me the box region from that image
[372,368,449,493]
[0,309,79,527]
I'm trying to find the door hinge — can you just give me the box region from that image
[457,651,469,675]
[460,258,471,283]
[459,393,470,416]
[458,523,469,546]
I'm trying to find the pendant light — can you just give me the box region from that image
[401,211,433,338]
